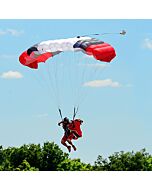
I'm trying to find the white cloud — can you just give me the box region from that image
[0,29,24,36]
[0,30,6,35]
[1,71,23,79]
[7,29,24,36]
[84,79,121,88]
[143,38,152,50]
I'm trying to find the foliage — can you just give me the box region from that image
[0,142,152,171]
[16,160,38,171]
[0,142,88,171]
[40,142,68,171]
[94,149,152,171]
[57,158,93,171]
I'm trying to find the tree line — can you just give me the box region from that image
[0,142,151,171]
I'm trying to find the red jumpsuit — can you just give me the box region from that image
[61,119,83,142]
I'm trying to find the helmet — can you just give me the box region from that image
[63,117,69,122]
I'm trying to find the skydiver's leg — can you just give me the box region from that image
[67,139,77,151]
[61,136,71,152]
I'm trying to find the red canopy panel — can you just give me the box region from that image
[19,51,52,69]
[85,43,116,62]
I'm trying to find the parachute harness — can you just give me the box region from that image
[58,108,63,120]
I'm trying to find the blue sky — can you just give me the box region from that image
[0,19,152,164]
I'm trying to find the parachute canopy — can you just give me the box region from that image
[19,36,116,69]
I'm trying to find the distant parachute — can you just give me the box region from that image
[19,36,116,69]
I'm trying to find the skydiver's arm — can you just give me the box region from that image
[58,121,63,126]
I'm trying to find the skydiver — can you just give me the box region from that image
[58,117,77,152]
[58,117,70,137]
[66,119,83,152]
[58,117,83,152]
